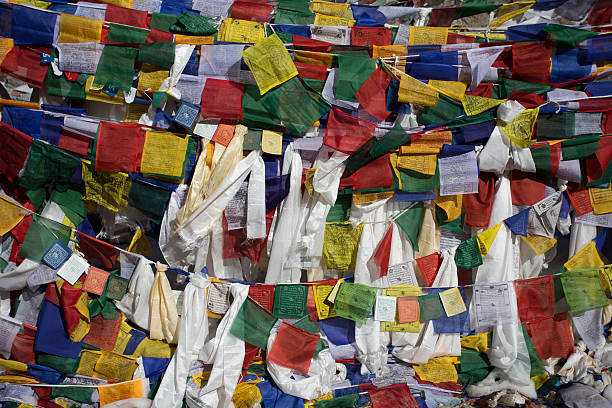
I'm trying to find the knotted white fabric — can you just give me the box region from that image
[149,262,180,344]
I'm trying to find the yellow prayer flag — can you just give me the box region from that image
[261,130,283,155]
[397,153,437,175]
[241,34,299,95]
[10,0,50,8]
[94,351,138,382]
[498,107,538,148]
[0,38,13,65]
[412,130,453,149]
[311,1,350,17]
[294,50,335,68]
[353,190,394,205]
[439,287,467,317]
[414,357,458,383]
[397,74,439,106]
[476,223,502,256]
[68,290,91,342]
[0,375,37,384]
[398,146,440,155]
[589,184,612,215]
[82,162,130,212]
[462,94,506,116]
[58,13,103,43]
[138,64,169,92]
[305,167,318,197]
[140,130,190,179]
[76,350,102,377]
[532,372,550,390]
[565,241,604,270]
[409,27,448,45]
[98,379,143,407]
[132,337,173,358]
[372,45,408,70]
[220,18,266,44]
[314,285,337,319]
[85,76,125,105]
[460,332,488,353]
[434,191,463,222]
[389,152,402,190]
[521,233,557,256]
[99,0,132,6]
[313,13,355,26]
[232,381,263,408]
[0,196,28,236]
[428,80,466,101]
[127,228,153,257]
[0,359,28,372]
[491,1,536,29]
[174,35,214,45]
[125,103,149,123]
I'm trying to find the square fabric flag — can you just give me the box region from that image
[324,108,376,155]
[95,122,146,173]
[83,267,111,296]
[105,275,129,301]
[418,293,446,321]
[267,321,319,374]
[273,284,307,318]
[397,297,419,323]
[241,34,298,95]
[230,298,277,350]
[514,275,555,323]
[201,79,244,121]
[42,239,72,270]
[334,282,377,324]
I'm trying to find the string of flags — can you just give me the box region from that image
[0,0,611,407]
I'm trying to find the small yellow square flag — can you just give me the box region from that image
[261,130,283,155]
[439,287,467,317]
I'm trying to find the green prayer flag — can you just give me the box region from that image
[536,113,576,139]
[543,24,597,48]
[531,144,552,175]
[326,194,352,223]
[335,55,376,103]
[172,13,217,36]
[93,45,138,92]
[274,9,314,25]
[19,215,71,262]
[418,95,464,126]
[128,180,172,224]
[46,70,86,99]
[20,139,81,193]
[150,13,179,32]
[333,282,377,324]
[230,298,278,349]
[398,166,440,193]
[242,84,282,129]
[313,393,359,408]
[50,189,85,226]
[458,348,490,387]
[498,78,553,100]
[138,42,176,70]
[37,353,79,374]
[446,110,495,128]
[394,203,424,252]
[369,122,412,159]
[562,135,601,160]
[261,77,330,137]
[51,385,94,403]
[454,237,483,269]
[560,268,608,315]
[277,0,311,13]
[273,284,308,318]
[418,292,446,321]
[107,24,149,44]
[302,78,325,94]
[454,0,500,19]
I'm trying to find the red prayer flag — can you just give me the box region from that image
[95,122,146,173]
[60,283,87,337]
[267,321,320,374]
[508,91,546,109]
[201,79,244,121]
[355,67,392,121]
[0,45,49,88]
[369,224,393,279]
[512,42,551,84]
[586,140,612,184]
[58,128,90,157]
[230,1,274,22]
[248,285,275,313]
[566,183,594,216]
[367,383,419,408]
[525,313,575,360]
[510,170,546,206]
[351,27,392,47]
[603,111,612,134]
[212,122,236,147]
[222,209,273,263]
[105,4,149,28]
[292,35,332,52]
[465,83,494,98]
[294,61,328,82]
[77,231,118,270]
[416,253,441,286]
[146,28,174,43]
[354,153,393,191]
[84,314,122,350]
[11,324,36,365]
[464,172,496,228]
[447,32,475,44]
[427,7,460,27]
[0,122,33,184]
[514,275,554,323]
[324,108,376,155]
